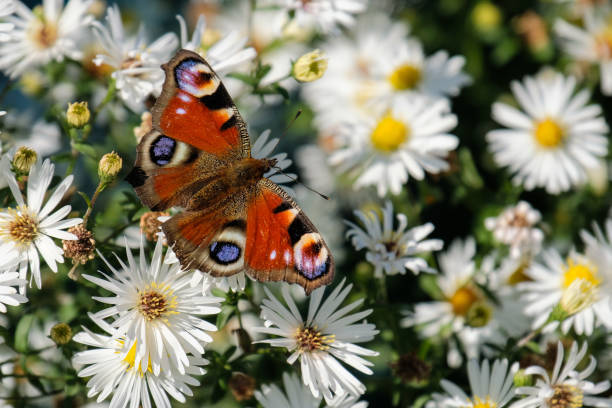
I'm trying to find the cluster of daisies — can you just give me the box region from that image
[0,0,611,407]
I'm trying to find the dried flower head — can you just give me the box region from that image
[139,211,169,242]
[63,224,95,265]
[228,372,256,401]
[391,352,432,385]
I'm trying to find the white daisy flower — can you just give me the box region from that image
[177,14,255,74]
[486,73,609,194]
[255,372,321,408]
[303,14,469,135]
[92,4,179,111]
[428,359,519,408]
[345,201,442,277]
[0,158,82,293]
[554,6,612,95]
[0,272,27,312]
[511,342,612,408]
[255,372,368,408]
[402,239,529,367]
[0,0,93,78]
[330,95,458,197]
[0,0,15,41]
[521,220,612,335]
[268,0,367,33]
[255,279,379,402]
[251,129,295,187]
[485,201,544,258]
[82,237,222,376]
[73,314,206,408]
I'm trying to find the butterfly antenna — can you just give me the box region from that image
[273,166,330,200]
[279,109,302,141]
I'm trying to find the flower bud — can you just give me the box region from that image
[471,2,502,33]
[98,151,122,185]
[50,323,72,345]
[66,101,90,129]
[465,300,493,328]
[134,111,153,142]
[292,49,328,82]
[63,224,95,265]
[12,147,37,175]
[559,279,598,316]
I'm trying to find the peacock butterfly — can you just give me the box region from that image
[126,49,334,294]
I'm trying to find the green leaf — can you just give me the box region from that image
[227,72,257,86]
[14,314,35,353]
[77,191,91,208]
[72,143,98,159]
[419,274,443,300]
[413,394,432,408]
[216,305,235,330]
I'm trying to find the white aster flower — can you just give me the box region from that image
[402,239,528,367]
[255,372,321,408]
[83,237,222,376]
[269,0,367,33]
[0,158,81,293]
[511,342,612,408]
[485,201,544,258]
[92,4,179,111]
[346,201,442,277]
[428,359,518,408]
[0,0,15,41]
[251,129,295,187]
[330,95,458,197]
[554,6,612,95]
[0,272,27,312]
[177,14,255,74]
[520,223,612,335]
[0,0,93,78]
[487,73,608,194]
[255,280,379,402]
[73,314,206,408]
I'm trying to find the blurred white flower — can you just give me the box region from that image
[255,280,379,403]
[0,272,27,312]
[330,95,458,197]
[83,237,222,376]
[73,314,207,408]
[485,201,544,258]
[0,0,93,78]
[511,342,612,408]
[177,14,255,74]
[402,239,529,367]
[0,0,15,41]
[555,6,612,95]
[268,0,367,33]
[520,229,612,335]
[0,158,81,293]
[92,4,179,111]
[487,73,608,194]
[428,359,518,408]
[346,201,442,277]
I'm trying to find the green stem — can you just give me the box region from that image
[92,78,116,122]
[82,182,104,227]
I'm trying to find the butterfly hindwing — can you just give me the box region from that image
[244,180,334,294]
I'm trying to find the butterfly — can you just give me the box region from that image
[126,49,334,294]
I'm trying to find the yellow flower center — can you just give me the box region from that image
[562,259,600,288]
[295,326,334,352]
[2,208,39,247]
[534,118,564,148]
[27,7,58,50]
[370,115,409,152]
[465,300,494,327]
[449,286,480,316]
[388,64,422,90]
[595,22,612,59]
[465,395,497,408]
[121,340,152,375]
[507,261,532,286]
[548,385,584,408]
[137,282,178,321]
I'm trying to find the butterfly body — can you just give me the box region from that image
[127,49,334,294]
